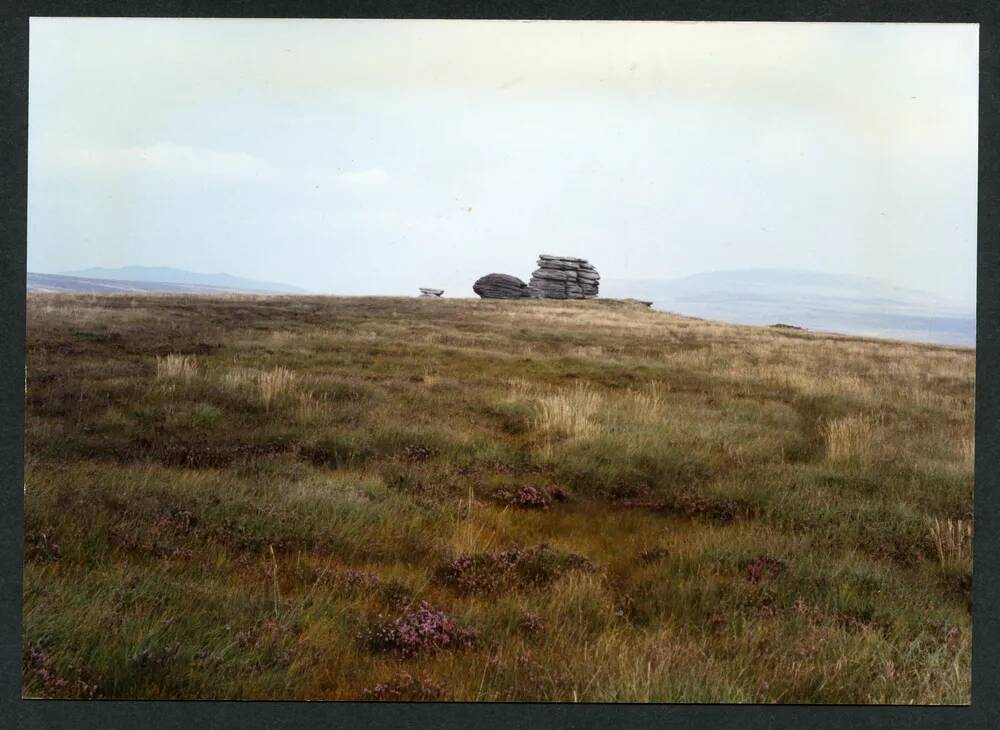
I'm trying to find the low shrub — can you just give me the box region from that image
[24,645,99,699]
[744,555,786,583]
[361,602,479,658]
[638,547,670,564]
[325,569,383,595]
[519,611,546,636]
[433,544,596,595]
[25,529,62,562]
[363,673,446,701]
[399,444,436,463]
[490,485,570,510]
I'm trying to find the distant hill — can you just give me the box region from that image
[28,271,305,296]
[59,266,307,294]
[601,269,975,347]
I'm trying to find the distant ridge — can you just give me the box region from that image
[59,266,307,294]
[601,268,975,347]
[28,271,305,295]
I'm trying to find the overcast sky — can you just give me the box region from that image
[28,19,978,304]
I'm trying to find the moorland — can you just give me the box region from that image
[22,294,974,702]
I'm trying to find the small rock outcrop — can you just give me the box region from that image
[528,255,599,299]
[473,273,539,299]
[419,288,444,297]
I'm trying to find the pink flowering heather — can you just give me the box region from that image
[399,444,435,462]
[362,602,478,658]
[335,569,382,593]
[491,485,571,510]
[433,544,596,595]
[520,612,546,636]
[363,672,445,701]
[25,530,62,562]
[25,645,98,699]
[745,556,786,583]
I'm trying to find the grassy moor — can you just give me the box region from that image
[23,294,974,702]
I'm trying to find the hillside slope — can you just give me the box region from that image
[58,266,307,293]
[27,272,293,295]
[23,294,973,702]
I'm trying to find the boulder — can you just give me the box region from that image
[473,273,534,299]
[419,288,444,297]
[528,254,600,299]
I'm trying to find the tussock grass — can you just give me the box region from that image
[624,382,667,426]
[221,366,257,392]
[928,518,972,568]
[23,293,973,703]
[220,365,298,412]
[958,432,975,465]
[533,383,604,439]
[821,413,884,462]
[155,354,197,381]
[258,366,297,411]
[509,380,666,444]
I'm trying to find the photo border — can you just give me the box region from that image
[2,2,997,728]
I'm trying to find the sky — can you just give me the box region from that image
[28,19,979,305]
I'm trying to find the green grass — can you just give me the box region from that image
[23,293,973,702]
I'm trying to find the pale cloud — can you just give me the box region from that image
[32,133,388,189]
[33,136,268,181]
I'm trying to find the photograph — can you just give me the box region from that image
[23,18,976,703]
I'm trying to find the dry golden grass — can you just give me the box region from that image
[449,501,514,555]
[221,365,298,411]
[292,391,319,422]
[821,413,884,462]
[221,366,257,392]
[958,431,975,465]
[155,353,197,381]
[258,366,297,412]
[532,383,605,439]
[627,382,667,424]
[928,518,973,568]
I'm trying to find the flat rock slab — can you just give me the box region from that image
[531,269,574,281]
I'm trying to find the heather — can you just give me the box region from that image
[22,294,973,702]
[362,602,479,658]
[433,545,596,595]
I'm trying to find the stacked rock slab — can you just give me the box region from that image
[419,288,444,297]
[473,273,541,299]
[528,255,599,299]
